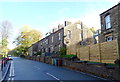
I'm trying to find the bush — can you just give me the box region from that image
[36,51,41,56]
[60,47,66,55]
[60,54,77,58]
[57,47,67,57]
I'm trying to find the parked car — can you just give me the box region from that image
[7,55,12,60]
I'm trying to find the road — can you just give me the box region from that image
[6,57,108,81]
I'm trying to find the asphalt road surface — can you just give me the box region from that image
[6,57,109,81]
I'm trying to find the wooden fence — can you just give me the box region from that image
[77,40,119,64]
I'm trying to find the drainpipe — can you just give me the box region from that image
[116,3,120,68]
[81,22,84,41]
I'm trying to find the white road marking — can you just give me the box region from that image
[8,61,15,81]
[11,77,14,81]
[34,66,40,70]
[7,78,11,82]
[12,62,15,77]
[46,73,60,81]
[9,61,14,77]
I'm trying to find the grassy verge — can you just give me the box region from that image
[59,54,77,58]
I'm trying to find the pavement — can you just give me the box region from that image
[4,57,110,81]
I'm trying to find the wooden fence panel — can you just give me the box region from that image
[101,40,119,63]
[77,40,119,64]
[89,44,100,62]
[79,46,89,61]
[67,45,76,55]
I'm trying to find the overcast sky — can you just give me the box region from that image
[0,0,119,49]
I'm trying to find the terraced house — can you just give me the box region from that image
[28,20,94,56]
[100,3,120,42]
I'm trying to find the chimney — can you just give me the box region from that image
[64,21,71,27]
[58,24,60,29]
[52,29,54,33]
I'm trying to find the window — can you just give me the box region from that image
[43,41,44,45]
[46,48,48,52]
[67,30,71,39]
[105,36,113,42]
[46,39,48,44]
[77,24,81,29]
[79,33,81,40]
[41,43,42,46]
[58,33,61,40]
[105,15,111,29]
[52,36,54,43]
[51,46,54,52]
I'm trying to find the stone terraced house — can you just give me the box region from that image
[28,20,94,56]
[100,3,120,42]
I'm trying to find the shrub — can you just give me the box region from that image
[36,51,42,56]
[58,47,67,57]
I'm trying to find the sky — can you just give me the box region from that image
[0,0,119,50]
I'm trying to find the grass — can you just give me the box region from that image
[87,61,118,66]
[59,54,77,58]
[106,63,118,66]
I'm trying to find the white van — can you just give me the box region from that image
[7,55,12,60]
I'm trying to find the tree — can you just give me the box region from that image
[14,25,42,55]
[90,27,96,34]
[0,20,12,57]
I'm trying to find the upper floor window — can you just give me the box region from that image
[58,33,61,40]
[46,39,48,44]
[79,33,81,40]
[67,30,71,39]
[41,43,42,46]
[105,15,111,29]
[46,48,48,52]
[77,24,81,29]
[52,36,54,43]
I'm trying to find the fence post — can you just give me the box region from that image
[98,43,102,63]
[88,46,90,61]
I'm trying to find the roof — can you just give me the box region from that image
[100,3,120,15]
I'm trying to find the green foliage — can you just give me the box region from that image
[60,54,77,58]
[14,26,42,55]
[90,27,96,34]
[1,38,8,48]
[35,51,42,56]
[57,47,67,57]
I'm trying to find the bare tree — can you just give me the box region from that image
[0,20,12,48]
